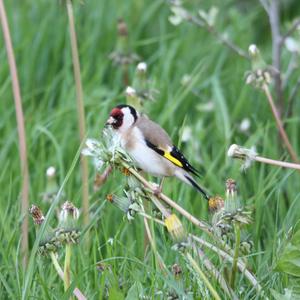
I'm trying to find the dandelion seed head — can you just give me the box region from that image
[125,86,136,97]
[239,118,251,132]
[248,44,259,56]
[137,62,147,72]
[46,166,56,178]
[227,144,239,158]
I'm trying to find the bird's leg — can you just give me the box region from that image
[153,177,165,197]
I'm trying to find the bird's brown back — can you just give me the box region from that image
[135,115,172,149]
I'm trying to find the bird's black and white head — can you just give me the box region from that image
[106,104,138,132]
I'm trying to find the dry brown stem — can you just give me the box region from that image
[0,0,30,267]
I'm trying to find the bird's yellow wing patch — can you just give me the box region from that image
[163,152,183,167]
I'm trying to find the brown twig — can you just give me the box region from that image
[66,0,89,226]
[136,209,261,293]
[255,155,300,170]
[122,162,212,234]
[94,166,113,191]
[0,0,30,267]
[268,0,284,112]
[262,84,298,163]
[228,143,300,170]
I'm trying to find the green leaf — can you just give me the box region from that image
[108,287,125,300]
[125,281,144,300]
[270,288,293,300]
[275,229,300,277]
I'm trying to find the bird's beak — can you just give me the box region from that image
[105,116,115,127]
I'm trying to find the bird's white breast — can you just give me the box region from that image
[120,127,175,177]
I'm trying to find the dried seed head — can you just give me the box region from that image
[46,166,56,178]
[137,62,147,72]
[248,44,259,57]
[29,205,45,225]
[60,201,80,222]
[97,262,111,273]
[125,86,136,97]
[208,195,224,212]
[106,194,133,215]
[172,263,182,276]
[227,144,257,170]
[239,118,251,132]
[106,194,114,202]
[122,167,130,176]
[117,18,128,36]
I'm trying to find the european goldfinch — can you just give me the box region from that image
[106,104,209,200]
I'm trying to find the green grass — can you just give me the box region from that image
[1,0,300,299]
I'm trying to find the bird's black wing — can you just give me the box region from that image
[145,140,200,177]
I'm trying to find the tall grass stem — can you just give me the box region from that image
[66,0,89,226]
[0,0,30,267]
[64,244,72,297]
[230,224,241,288]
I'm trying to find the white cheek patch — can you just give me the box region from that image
[119,107,136,132]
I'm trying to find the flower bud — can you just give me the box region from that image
[57,201,80,244]
[29,204,61,255]
[224,179,241,213]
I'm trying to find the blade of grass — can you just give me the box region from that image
[22,146,81,300]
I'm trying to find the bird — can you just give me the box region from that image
[105,104,209,200]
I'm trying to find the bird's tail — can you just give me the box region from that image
[175,170,210,201]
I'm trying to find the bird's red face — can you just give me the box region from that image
[106,108,124,129]
[106,105,138,132]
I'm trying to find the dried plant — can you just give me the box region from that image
[0,0,30,267]
[65,0,89,227]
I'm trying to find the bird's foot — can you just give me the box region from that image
[153,185,162,197]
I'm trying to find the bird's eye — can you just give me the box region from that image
[111,113,123,128]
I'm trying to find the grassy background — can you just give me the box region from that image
[1,0,300,298]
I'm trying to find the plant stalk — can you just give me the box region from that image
[66,0,89,226]
[191,234,262,292]
[255,155,300,170]
[122,162,211,234]
[137,210,262,293]
[230,223,241,288]
[194,246,238,300]
[263,84,298,163]
[185,252,222,300]
[64,244,72,295]
[50,252,86,300]
[0,0,30,267]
